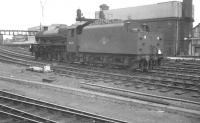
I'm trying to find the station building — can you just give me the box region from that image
[95,0,193,56]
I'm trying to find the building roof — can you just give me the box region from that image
[28,26,44,31]
[193,23,200,29]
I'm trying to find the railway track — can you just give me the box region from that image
[80,82,200,113]
[0,90,126,123]
[0,111,40,123]
[154,66,200,75]
[0,75,200,118]
[0,46,199,102]
[147,70,200,85]
[0,47,34,60]
[160,60,200,74]
[1,44,200,75]
[0,45,31,55]
[0,52,45,67]
[164,62,200,69]
[54,66,200,98]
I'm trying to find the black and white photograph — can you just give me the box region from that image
[0,0,199,122]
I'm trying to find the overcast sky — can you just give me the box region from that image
[0,0,199,30]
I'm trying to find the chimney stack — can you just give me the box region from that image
[99,4,109,11]
[99,4,109,19]
[179,0,193,55]
[182,0,193,19]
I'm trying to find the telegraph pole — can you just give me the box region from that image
[40,0,47,31]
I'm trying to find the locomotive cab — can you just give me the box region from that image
[66,22,87,63]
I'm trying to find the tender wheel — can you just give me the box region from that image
[148,59,153,70]
[157,58,162,66]
[128,62,139,71]
[140,60,148,72]
[35,52,39,60]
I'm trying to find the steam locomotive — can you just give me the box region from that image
[31,19,163,71]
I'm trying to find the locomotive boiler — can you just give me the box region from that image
[32,20,163,71]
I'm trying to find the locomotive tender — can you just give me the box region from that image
[32,20,163,71]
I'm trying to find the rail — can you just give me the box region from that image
[0,90,127,123]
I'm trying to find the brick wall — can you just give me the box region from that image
[134,18,192,56]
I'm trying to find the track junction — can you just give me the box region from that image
[0,45,199,119]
